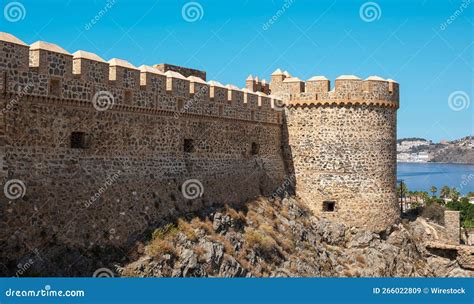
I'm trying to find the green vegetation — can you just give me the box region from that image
[400,183,474,228]
[446,198,474,228]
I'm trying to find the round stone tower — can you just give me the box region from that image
[271,70,400,232]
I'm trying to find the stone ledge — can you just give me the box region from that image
[286,99,399,109]
[7,93,281,126]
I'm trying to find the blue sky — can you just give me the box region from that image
[2,0,473,141]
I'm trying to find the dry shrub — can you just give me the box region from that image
[255,198,276,219]
[225,206,245,221]
[147,223,180,257]
[213,234,235,255]
[235,250,251,270]
[177,218,197,241]
[247,210,262,227]
[278,237,295,253]
[152,223,178,240]
[146,239,176,257]
[259,223,277,240]
[244,229,277,255]
[191,217,213,234]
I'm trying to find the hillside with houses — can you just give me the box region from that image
[397,136,474,163]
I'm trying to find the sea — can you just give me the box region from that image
[397,162,474,195]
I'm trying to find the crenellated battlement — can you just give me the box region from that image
[0,32,282,124]
[0,32,402,269]
[268,69,399,109]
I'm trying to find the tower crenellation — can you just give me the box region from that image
[269,69,399,109]
[268,68,400,231]
[0,32,400,269]
[73,50,110,84]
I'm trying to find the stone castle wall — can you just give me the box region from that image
[0,33,286,275]
[0,31,402,275]
[268,71,400,232]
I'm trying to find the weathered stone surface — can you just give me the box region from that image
[0,33,408,277]
[120,197,473,278]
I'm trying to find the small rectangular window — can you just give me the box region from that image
[251,110,255,120]
[71,132,88,149]
[323,201,336,212]
[184,139,194,153]
[49,78,61,97]
[177,99,184,111]
[251,142,259,155]
[218,105,224,116]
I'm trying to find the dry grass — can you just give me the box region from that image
[234,248,252,270]
[146,239,176,257]
[225,206,246,222]
[246,210,261,227]
[259,223,277,240]
[147,223,180,257]
[278,237,295,253]
[213,234,235,255]
[190,217,213,234]
[177,218,198,242]
[244,229,277,255]
[152,223,178,240]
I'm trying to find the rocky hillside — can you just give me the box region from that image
[430,146,474,163]
[120,196,472,278]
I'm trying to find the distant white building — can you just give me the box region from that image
[397,139,431,152]
[396,151,430,163]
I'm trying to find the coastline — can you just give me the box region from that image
[397,161,474,165]
[397,162,474,195]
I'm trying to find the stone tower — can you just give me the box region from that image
[270,71,400,232]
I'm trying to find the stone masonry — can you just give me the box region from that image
[0,32,400,274]
[267,70,400,232]
[444,211,461,245]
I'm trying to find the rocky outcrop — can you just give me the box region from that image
[120,196,473,278]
